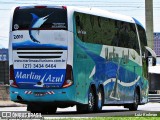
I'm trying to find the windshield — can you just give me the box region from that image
[12,7,68,31]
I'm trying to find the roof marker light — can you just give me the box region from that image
[35,6,47,9]
[62,6,67,10]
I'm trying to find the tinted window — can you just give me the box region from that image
[137,25,147,53]
[75,12,140,54]
[137,25,148,78]
[12,7,68,31]
[75,12,115,45]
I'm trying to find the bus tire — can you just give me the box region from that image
[88,87,96,112]
[76,104,87,113]
[43,106,57,114]
[129,89,139,111]
[76,87,96,113]
[27,103,42,113]
[27,103,57,114]
[95,87,104,112]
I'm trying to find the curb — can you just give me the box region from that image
[0,85,26,107]
[0,101,26,107]
[0,104,26,107]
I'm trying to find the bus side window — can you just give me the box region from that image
[75,13,84,41]
[137,24,149,78]
[76,16,80,26]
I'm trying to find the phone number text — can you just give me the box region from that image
[23,64,56,68]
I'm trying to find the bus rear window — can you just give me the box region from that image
[12,7,68,31]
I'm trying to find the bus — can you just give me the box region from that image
[9,5,156,113]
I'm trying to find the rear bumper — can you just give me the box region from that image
[10,86,76,103]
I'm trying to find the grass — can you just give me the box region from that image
[45,112,160,120]
[45,116,160,120]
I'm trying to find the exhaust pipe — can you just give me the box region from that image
[17,95,23,101]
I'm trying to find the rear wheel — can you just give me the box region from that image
[27,103,57,114]
[27,103,42,113]
[77,87,96,113]
[43,106,57,114]
[129,89,139,111]
[95,87,104,112]
[76,104,87,113]
[88,88,96,112]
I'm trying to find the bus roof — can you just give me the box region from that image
[12,5,139,25]
[69,6,135,24]
[132,17,144,28]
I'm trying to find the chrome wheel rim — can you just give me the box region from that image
[98,91,102,109]
[88,91,94,111]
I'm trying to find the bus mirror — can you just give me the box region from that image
[148,57,156,66]
[152,57,156,66]
[145,46,157,66]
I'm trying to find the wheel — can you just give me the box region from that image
[88,88,96,112]
[129,89,139,111]
[43,106,57,114]
[27,103,42,113]
[76,87,96,113]
[95,87,104,112]
[27,103,57,114]
[76,104,88,113]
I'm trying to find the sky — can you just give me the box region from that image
[0,0,160,48]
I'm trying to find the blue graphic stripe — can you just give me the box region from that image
[75,39,140,86]
[12,40,68,50]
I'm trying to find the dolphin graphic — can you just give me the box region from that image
[29,12,53,43]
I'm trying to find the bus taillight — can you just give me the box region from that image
[62,64,73,88]
[10,65,18,88]
[62,6,67,10]
[35,6,47,9]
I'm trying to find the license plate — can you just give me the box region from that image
[34,92,46,96]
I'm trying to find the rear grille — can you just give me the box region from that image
[16,49,63,59]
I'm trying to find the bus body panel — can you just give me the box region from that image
[73,37,148,104]
[73,11,148,105]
